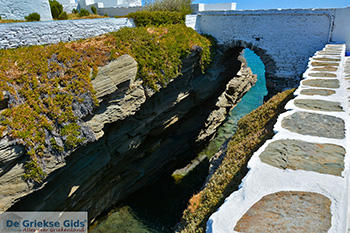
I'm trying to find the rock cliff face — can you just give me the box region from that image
[0,46,256,222]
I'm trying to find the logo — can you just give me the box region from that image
[0,212,88,233]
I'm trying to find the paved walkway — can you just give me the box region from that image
[208,44,350,233]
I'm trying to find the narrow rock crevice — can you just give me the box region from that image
[2,46,256,223]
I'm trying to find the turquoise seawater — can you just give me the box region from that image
[90,49,267,233]
[202,49,268,156]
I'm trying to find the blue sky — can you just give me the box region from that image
[192,0,350,10]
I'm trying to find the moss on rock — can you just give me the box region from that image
[0,24,214,183]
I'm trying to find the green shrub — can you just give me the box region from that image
[72,8,79,14]
[49,0,64,19]
[25,13,41,22]
[58,11,68,20]
[176,89,296,232]
[79,9,90,17]
[91,6,97,14]
[104,13,108,17]
[127,11,185,27]
[144,0,192,14]
[0,16,2,20]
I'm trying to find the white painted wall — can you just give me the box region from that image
[0,0,53,21]
[200,3,236,12]
[192,3,237,13]
[57,0,78,13]
[186,9,338,93]
[0,17,134,49]
[332,7,350,50]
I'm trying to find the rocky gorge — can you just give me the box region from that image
[0,43,256,223]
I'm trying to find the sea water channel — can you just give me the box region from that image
[90,49,268,233]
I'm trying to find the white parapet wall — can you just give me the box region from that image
[0,0,53,21]
[0,17,135,49]
[332,7,350,50]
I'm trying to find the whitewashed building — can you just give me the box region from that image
[57,0,78,13]
[78,0,141,16]
[191,3,237,13]
[0,0,53,21]
[78,0,141,9]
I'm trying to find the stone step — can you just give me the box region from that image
[208,44,350,233]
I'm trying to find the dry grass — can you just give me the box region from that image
[66,13,108,20]
[0,19,25,24]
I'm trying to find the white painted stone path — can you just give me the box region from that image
[208,44,350,233]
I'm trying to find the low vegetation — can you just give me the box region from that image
[144,0,192,14]
[0,19,25,24]
[49,0,65,19]
[25,13,41,22]
[78,9,90,17]
[0,24,213,183]
[127,11,186,27]
[176,89,295,232]
[91,6,97,15]
[66,13,106,20]
[58,11,68,20]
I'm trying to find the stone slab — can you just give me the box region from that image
[308,72,337,78]
[313,57,341,62]
[302,79,340,88]
[282,112,345,139]
[317,52,341,55]
[311,67,338,72]
[311,62,340,67]
[294,99,343,112]
[234,191,332,233]
[259,139,345,176]
[300,89,335,96]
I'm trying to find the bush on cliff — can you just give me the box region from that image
[0,24,213,183]
[91,6,97,15]
[127,11,185,27]
[176,89,295,232]
[25,13,41,22]
[49,0,64,19]
[78,9,90,17]
[144,0,192,14]
[58,11,68,20]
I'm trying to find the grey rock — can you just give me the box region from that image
[0,137,24,176]
[294,99,343,112]
[234,191,332,233]
[300,89,335,96]
[302,79,339,88]
[282,112,345,139]
[91,55,138,100]
[0,91,9,110]
[259,139,345,176]
[87,80,146,140]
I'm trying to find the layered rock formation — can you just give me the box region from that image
[0,46,256,222]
